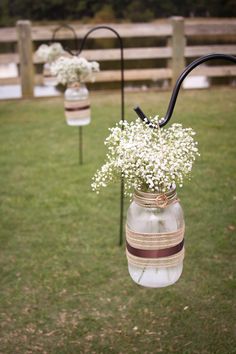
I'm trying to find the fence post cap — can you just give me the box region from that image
[170,16,184,22]
[16,20,32,26]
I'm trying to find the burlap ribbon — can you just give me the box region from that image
[126,225,185,268]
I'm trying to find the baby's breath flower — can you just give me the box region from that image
[34,43,65,64]
[91,117,200,196]
[51,56,100,85]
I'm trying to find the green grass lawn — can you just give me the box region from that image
[0,87,236,354]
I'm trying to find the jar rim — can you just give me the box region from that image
[134,187,177,208]
[135,186,176,198]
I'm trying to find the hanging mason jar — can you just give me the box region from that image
[64,82,91,126]
[126,187,185,288]
[43,63,58,87]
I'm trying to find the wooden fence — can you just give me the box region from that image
[0,17,236,98]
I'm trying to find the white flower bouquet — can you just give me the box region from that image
[51,56,100,85]
[34,43,65,64]
[92,116,199,196]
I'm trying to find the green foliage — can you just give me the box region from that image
[0,0,236,26]
[125,0,155,22]
[0,88,235,352]
[92,4,116,23]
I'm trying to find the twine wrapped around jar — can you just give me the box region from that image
[126,189,185,271]
[133,188,178,208]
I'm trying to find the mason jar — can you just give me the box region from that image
[43,63,58,87]
[126,188,185,288]
[64,83,91,126]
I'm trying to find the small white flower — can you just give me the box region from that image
[34,42,65,64]
[51,56,100,85]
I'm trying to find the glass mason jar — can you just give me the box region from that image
[43,63,57,87]
[64,83,91,126]
[126,188,185,288]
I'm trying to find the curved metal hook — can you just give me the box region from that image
[51,24,78,55]
[76,25,125,246]
[134,53,236,128]
[76,25,125,124]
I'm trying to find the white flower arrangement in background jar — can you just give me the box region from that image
[51,56,100,126]
[92,117,200,288]
[34,43,65,86]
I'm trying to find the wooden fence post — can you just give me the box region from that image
[16,20,34,99]
[168,17,186,88]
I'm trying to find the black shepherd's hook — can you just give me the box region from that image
[51,24,78,54]
[77,25,125,246]
[134,53,236,128]
[77,25,125,122]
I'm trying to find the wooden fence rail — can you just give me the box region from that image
[0,17,236,98]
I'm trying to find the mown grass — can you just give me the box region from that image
[0,88,235,354]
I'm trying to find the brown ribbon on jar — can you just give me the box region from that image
[126,247,185,268]
[126,239,184,258]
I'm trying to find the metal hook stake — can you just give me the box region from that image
[134,53,236,128]
[78,126,83,165]
[77,25,125,125]
[51,24,78,55]
[77,25,125,246]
